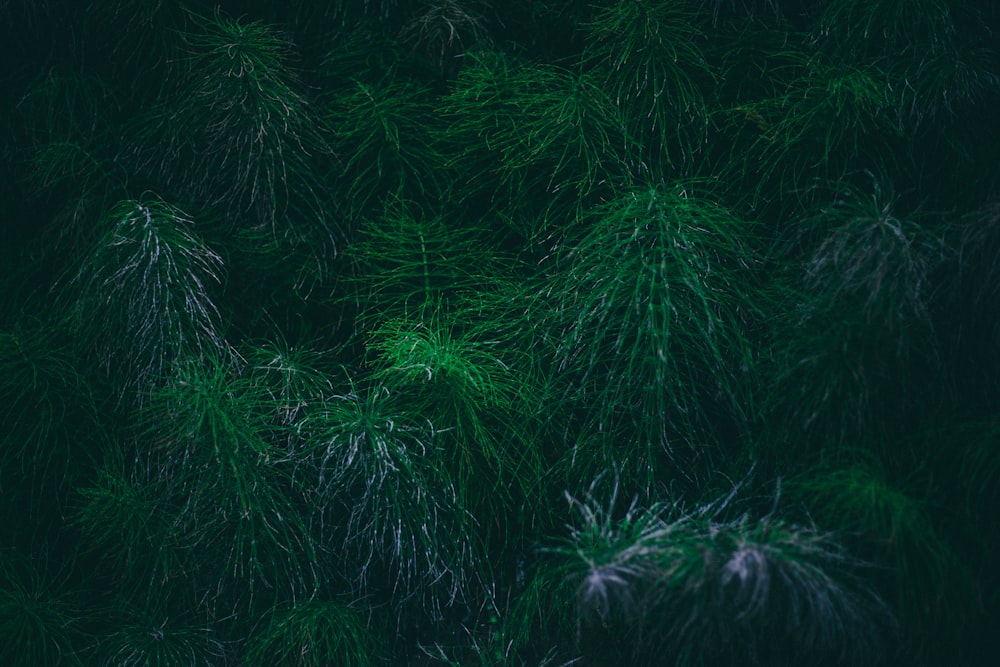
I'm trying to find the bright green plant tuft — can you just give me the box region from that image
[365,305,546,527]
[134,356,322,609]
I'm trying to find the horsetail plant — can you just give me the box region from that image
[2,2,998,664]
[243,599,384,667]
[128,11,338,271]
[530,183,758,488]
[521,477,895,666]
[298,376,479,618]
[583,0,713,173]
[95,607,228,667]
[68,196,230,402]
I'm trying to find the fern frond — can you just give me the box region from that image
[69,196,230,400]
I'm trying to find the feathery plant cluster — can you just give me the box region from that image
[2,1,998,665]
[516,480,894,666]
[69,197,230,400]
[525,183,759,498]
[584,0,711,171]
[0,552,86,667]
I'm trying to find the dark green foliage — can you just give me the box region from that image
[399,0,493,72]
[96,607,227,667]
[2,1,998,665]
[244,599,383,667]
[345,198,506,323]
[530,184,758,488]
[135,357,323,607]
[762,178,946,454]
[127,11,339,273]
[68,197,230,400]
[788,459,973,664]
[942,202,1000,402]
[0,552,86,667]
[584,0,713,172]
[298,377,477,614]
[810,0,1000,153]
[326,71,446,218]
[439,51,631,228]
[0,318,83,457]
[720,53,900,208]
[518,481,894,666]
[0,318,94,544]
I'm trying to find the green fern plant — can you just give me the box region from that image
[703,0,780,26]
[128,11,338,263]
[420,612,573,667]
[529,183,758,487]
[583,0,713,173]
[68,196,230,401]
[0,550,87,667]
[243,337,337,429]
[96,607,227,667]
[812,0,955,57]
[244,599,383,667]
[297,375,478,616]
[365,304,545,535]
[798,180,943,329]
[519,479,894,666]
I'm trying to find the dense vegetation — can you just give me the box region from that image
[2,1,998,665]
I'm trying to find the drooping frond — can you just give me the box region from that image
[69,197,229,399]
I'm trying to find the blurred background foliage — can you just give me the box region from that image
[1,1,998,665]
